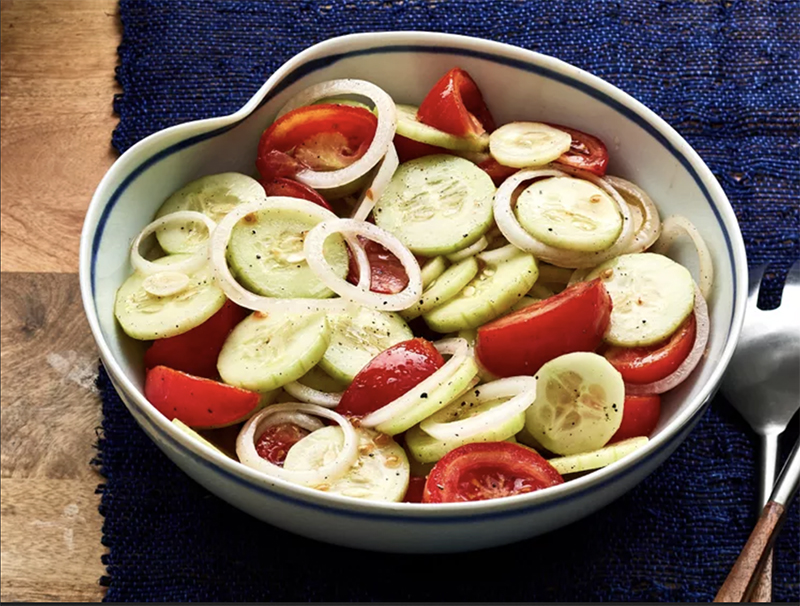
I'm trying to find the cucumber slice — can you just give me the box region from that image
[516,177,623,252]
[405,395,526,463]
[510,295,539,312]
[586,252,695,347]
[489,122,572,168]
[421,256,448,288]
[226,206,348,299]
[373,155,495,256]
[297,365,349,392]
[395,104,489,152]
[284,425,409,502]
[525,352,624,456]
[375,357,479,436]
[423,252,538,333]
[172,419,228,457]
[400,257,479,321]
[155,173,267,253]
[547,437,649,475]
[319,307,413,383]
[217,312,331,392]
[114,256,226,340]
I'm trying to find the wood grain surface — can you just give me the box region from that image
[1,0,121,601]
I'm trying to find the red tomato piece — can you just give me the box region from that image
[603,314,696,385]
[475,278,613,378]
[260,177,332,210]
[609,395,662,443]
[393,134,447,163]
[143,300,249,379]
[144,365,261,429]
[416,68,496,137]
[256,104,377,180]
[255,422,311,466]
[547,124,609,176]
[403,476,428,503]
[336,338,445,417]
[477,157,520,186]
[346,237,410,295]
[422,442,563,503]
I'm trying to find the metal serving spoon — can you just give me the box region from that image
[719,260,800,601]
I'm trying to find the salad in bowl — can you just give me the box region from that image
[113,66,713,505]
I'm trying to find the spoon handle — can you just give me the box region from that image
[713,501,785,603]
[750,433,779,602]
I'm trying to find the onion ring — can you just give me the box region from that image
[446,236,489,263]
[625,285,710,395]
[130,210,216,276]
[604,175,662,254]
[419,376,538,441]
[276,79,397,191]
[283,381,343,409]
[651,215,714,301]
[209,197,355,314]
[493,168,635,268]
[236,402,357,487]
[351,144,399,222]
[360,338,470,428]
[476,243,526,266]
[303,218,423,311]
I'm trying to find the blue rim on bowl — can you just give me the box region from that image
[79,32,748,523]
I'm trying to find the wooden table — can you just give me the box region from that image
[1,0,121,600]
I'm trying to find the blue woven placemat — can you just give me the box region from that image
[96,0,800,601]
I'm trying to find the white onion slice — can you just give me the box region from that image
[420,376,538,441]
[651,215,714,301]
[283,381,343,409]
[360,338,470,428]
[446,236,489,263]
[493,168,634,268]
[210,197,355,314]
[130,210,216,276]
[303,218,422,311]
[351,144,399,222]
[345,234,371,290]
[236,402,357,487]
[625,285,710,395]
[604,175,661,254]
[276,79,397,191]
[253,410,325,433]
[476,243,525,266]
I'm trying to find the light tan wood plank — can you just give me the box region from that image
[0,0,122,273]
[1,479,106,602]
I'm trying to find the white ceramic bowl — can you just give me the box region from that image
[80,31,748,553]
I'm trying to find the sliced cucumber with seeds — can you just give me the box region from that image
[114,256,226,340]
[400,257,479,321]
[547,437,649,475]
[227,206,348,299]
[405,395,526,463]
[395,104,489,152]
[374,155,495,256]
[376,357,479,436]
[586,252,695,347]
[217,312,331,392]
[319,307,413,383]
[155,173,267,253]
[423,252,539,333]
[525,352,624,456]
[421,256,448,288]
[516,177,623,253]
[284,426,409,502]
[489,122,572,168]
[297,365,349,392]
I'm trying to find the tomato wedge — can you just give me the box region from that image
[143,300,249,379]
[475,278,612,378]
[603,314,697,384]
[416,67,496,137]
[477,156,520,186]
[256,104,377,180]
[393,134,447,164]
[144,365,261,429]
[255,422,311,466]
[403,475,428,503]
[422,442,563,503]
[336,338,444,417]
[260,177,332,210]
[548,124,609,176]
[609,395,661,443]
[346,237,410,295]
